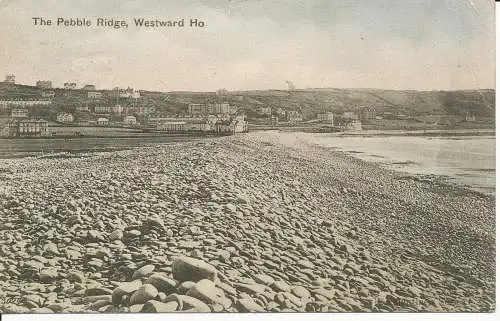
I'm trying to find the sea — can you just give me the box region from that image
[310,131,495,196]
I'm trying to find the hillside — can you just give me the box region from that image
[0,83,495,124]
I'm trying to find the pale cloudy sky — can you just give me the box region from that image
[0,0,495,91]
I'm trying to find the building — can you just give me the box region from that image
[271,115,279,126]
[64,82,77,89]
[11,109,28,118]
[88,91,103,99]
[125,106,155,115]
[76,106,89,112]
[215,115,248,134]
[0,100,51,109]
[342,111,359,120]
[159,122,186,132]
[82,85,96,91]
[346,120,363,131]
[18,119,49,137]
[360,106,376,120]
[116,87,140,98]
[56,113,74,123]
[317,112,334,122]
[131,91,141,99]
[276,108,287,118]
[185,120,211,131]
[94,105,123,115]
[465,111,476,122]
[232,115,248,133]
[0,120,18,137]
[209,102,233,114]
[155,117,211,132]
[97,117,109,126]
[4,74,15,84]
[36,81,52,89]
[41,90,55,98]
[286,110,303,123]
[260,106,272,115]
[188,103,208,116]
[123,115,137,125]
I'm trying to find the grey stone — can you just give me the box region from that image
[39,268,58,282]
[271,280,291,293]
[145,273,177,294]
[291,286,311,299]
[112,280,143,305]
[236,298,266,312]
[254,274,274,285]
[177,281,196,294]
[186,279,226,305]
[141,300,178,312]
[172,257,218,282]
[132,264,155,280]
[130,284,159,305]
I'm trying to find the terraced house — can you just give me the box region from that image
[17,119,49,137]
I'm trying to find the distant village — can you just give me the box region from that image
[0,73,481,138]
[0,74,248,137]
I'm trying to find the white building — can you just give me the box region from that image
[0,100,51,109]
[11,109,28,118]
[88,91,103,99]
[76,106,90,112]
[317,112,334,122]
[18,119,49,136]
[117,88,140,98]
[56,113,74,123]
[94,105,123,115]
[97,117,109,126]
[4,74,15,84]
[64,82,77,89]
[261,106,272,115]
[287,110,303,123]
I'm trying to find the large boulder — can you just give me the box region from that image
[186,279,226,305]
[166,294,211,312]
[132,264,155,280]
[130,284,159,305]
[172,257,218,282]
[112,280,143,305]
[144,273,177,294]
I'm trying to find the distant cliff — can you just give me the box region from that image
[0,83,494,122]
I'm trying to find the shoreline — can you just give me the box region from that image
[0,131,495,312]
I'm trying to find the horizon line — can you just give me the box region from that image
[1,81,495,93]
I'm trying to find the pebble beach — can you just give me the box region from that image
[0,131,495,313]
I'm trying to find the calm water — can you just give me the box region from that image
[311,133,495,195]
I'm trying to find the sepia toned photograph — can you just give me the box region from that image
[0,0,496,315]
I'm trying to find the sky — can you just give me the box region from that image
[0,0,495,91]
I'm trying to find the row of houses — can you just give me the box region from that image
[260,107,304,122]
[187,102,238,116]
[0,119,49,137]
[8,108,138,126]
[89,105,155,115]
[80,115,138,127]
[317,107,377,122]
[153,114,248,134]
[0,99,52,109]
